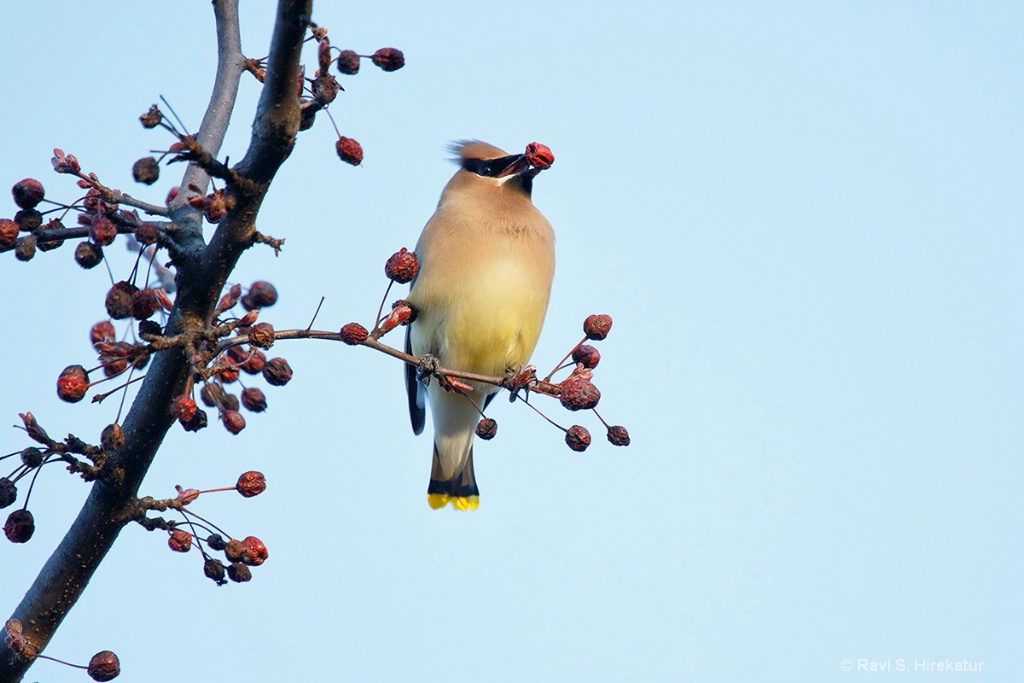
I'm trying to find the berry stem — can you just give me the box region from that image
[543,336,587,382]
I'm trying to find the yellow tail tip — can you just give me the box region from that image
[427,494,480,511]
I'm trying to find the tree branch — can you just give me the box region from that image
[0,2,309,680]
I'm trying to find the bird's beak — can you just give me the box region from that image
[495,154,530,178]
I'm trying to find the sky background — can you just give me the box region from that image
[1,1,1022,681]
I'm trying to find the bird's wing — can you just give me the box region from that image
[405,326,426,435]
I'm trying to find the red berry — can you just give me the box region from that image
[90,321,116,345]
[4,509,34,543]
[607,425,631,446]
[222,410,246,435]
[243,535,268,566]
[236,471,266,498]
[105,281,138,320]
[385,247,419,283]
[565,425,592,452]
[57,365,90,403]
[559,376,601,411]
[371,47,405,71]
[168,529,192,552]
[0,219,18,248]
[336,49,360,75]
[336,136,363,166]
[89,215,118,247]
[12,179,44,210]
[571,344,601,369]
[583,314,613,341]
[75,241,104,269]
[262,357,293,386]
[130,288,160,320]
[239,349,267,375]
[340,322,369,345]
[240,387,268,413]
[524,142,555,170]
[87,650,120,682]
[475,418,497,440]
[248,281,278,308]
[170,395,197,423]
[135,222,159,245]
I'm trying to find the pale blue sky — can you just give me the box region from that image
[1,1,1021,681]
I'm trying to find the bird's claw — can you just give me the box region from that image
[417,354,439,386]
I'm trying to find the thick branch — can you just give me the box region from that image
[1,1,309,680]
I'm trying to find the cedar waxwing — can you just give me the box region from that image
[405,141,556,511]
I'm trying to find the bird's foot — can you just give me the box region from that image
[417,354,439,386]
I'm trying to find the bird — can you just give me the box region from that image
[405,140,555,511]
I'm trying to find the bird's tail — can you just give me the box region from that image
[427,443,479,511]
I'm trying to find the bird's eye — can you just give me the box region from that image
[478,165,492,176]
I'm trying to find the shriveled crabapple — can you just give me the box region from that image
[607,425,631,446]
[571,344,601,369]
[14,236,36,261]
[4,509,34,543]
[242,535,268,566]
[583,314,613,341]
[75,241,103,269]
[385,247,418,283]
[371,47,405,71]
[14,208,42,232]
[240,387,267,413]
[475,418,498,440]
[524,142,555,170]
[247,281,278,308]
[336,49,360,75]
[170,395,198,423]
[0,219,18,249]
[57,365,90,403]
[37,218,66,251]
[132,156,160,185]
[204,558,227,585]
[236,470,266,498]
[168,529,192,552]
[89,215,118,247]
[222,410,246,434]
[336,136,363,166]
[11,178,44,210]
[227,562,252,583]
[262,357,293,386]
[340,322,369,345]
[90,321,116,345]
[559,375,601,411]
[564,425,592,452]
[87,650,121,682]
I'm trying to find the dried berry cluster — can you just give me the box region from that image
[161,280,291,436]
[147,470,269,586]
[279,23,405,165]
[340,248,631,453]
[2,413,111,545]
